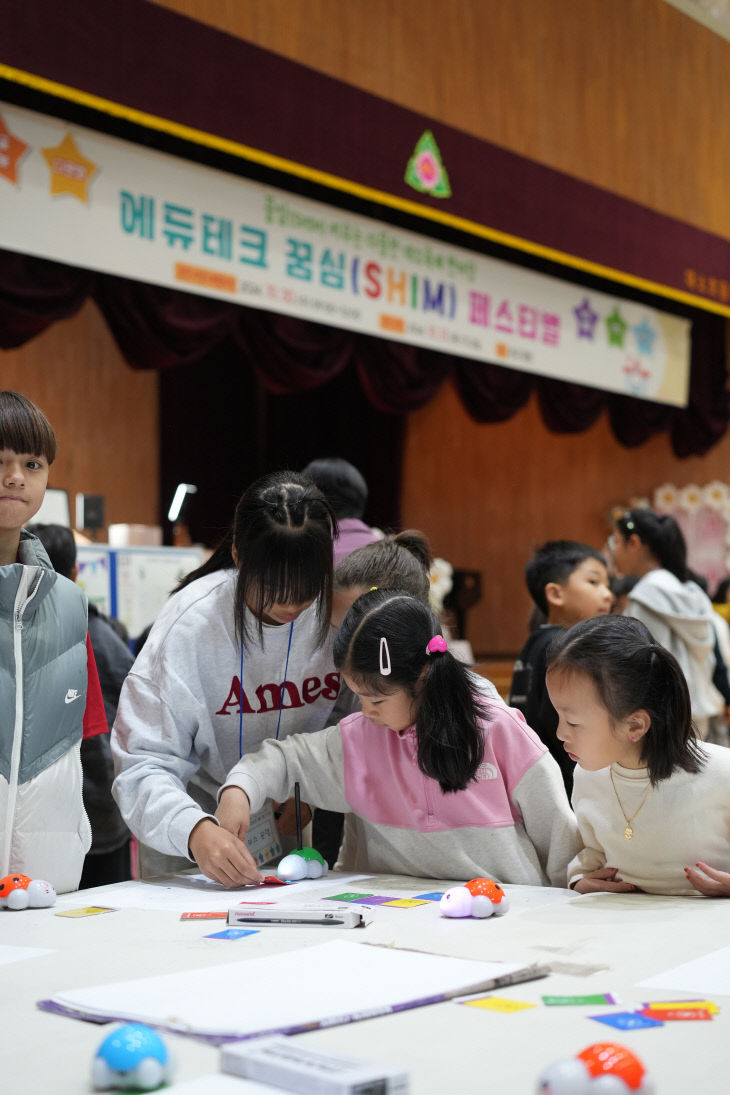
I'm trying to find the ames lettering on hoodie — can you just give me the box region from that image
[216,671,340,716]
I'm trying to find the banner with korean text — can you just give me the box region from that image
[0,101,690,406]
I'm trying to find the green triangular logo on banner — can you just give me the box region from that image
[404,130,451,198]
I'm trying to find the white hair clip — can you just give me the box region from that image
[379,636,392,676]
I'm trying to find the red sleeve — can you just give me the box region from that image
[83,633,109,739]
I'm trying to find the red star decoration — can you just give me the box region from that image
[0,113,29,186]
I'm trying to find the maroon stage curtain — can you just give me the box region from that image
[0,248,727,458]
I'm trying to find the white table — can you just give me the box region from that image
[2,873,729,1093]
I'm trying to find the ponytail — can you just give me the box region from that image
[417,649,487,792]
[334,589,488,792]
[617,509,688,582]
[334,528,432,604]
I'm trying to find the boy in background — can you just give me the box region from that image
[508,540,613,795]
[0,390,106,892]
[301,457,380,564]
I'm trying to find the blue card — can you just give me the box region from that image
[590,1011,663,1030]
[205,928,259,940]
[414,892,445,901]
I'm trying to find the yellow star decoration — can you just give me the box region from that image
[42,132,98,202]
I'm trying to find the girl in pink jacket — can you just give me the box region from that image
[218,590,579,885]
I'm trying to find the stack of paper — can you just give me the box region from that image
[38,939,541,1042]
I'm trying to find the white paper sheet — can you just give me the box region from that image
[47,939,530,1038]
[0,944,54,966]
[53,873,370,913]
[638,943,730,997]
[162,1076,274,1094]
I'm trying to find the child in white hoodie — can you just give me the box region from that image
[111,471,339,886]
[609,508,723,738]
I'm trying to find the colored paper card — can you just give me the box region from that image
[461,996,536,1013]
[180,912,228,920]
[55,906,116,918]
[205,929,259,940]
[543,993,617,1006]
[382,898,430,908]
[642,999,719,1014]
[641,1007,713,1021]
[327,892,374,902]
[261,876,288,886]
[414,892,444,901]
[590,1011,663,1030]
[349,895,392,906]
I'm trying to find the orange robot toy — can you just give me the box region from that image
[0,873,56,910]
[439,877,509,918]
[537,1043,655,1094]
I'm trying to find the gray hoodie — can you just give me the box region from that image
[111,569,341,861]
[625,568,723,720]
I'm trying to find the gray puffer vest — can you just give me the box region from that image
[0,531,90,892]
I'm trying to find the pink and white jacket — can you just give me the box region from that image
[221,696,579,886]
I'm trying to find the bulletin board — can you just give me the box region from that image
[76,544,205,641]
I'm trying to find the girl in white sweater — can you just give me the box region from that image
[112,471,339,886]
[546,614,730,896]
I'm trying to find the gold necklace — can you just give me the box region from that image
[609,768,653,840]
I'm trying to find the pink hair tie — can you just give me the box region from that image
[426,635,448,656]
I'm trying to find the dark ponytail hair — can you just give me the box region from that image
[546,615,705,784]
[616,509,688,582]
[334,529,432,603]
[175,471,336,647]
[333,589,488,792]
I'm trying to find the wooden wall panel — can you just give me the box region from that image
[0,301,159,537]
[151,0,730,236]
[401,379,730,655]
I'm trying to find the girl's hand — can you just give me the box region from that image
[572,867,637,894]
[684,861,730,896]
[216,786,252,841]
[188,817,262,887]
[273,797,312,837]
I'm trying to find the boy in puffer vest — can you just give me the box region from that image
[0,390,107,893]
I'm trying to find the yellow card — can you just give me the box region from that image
[55,906,117,917]
[382,898,429,908]
[644,999,719,1015]
[462,996,537,1012]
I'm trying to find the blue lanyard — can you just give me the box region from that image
[238,619,294,758]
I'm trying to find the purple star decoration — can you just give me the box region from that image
[573,296,599,339]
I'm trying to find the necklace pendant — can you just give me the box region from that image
[624,825,633,840]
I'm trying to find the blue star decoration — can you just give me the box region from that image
[573,297,599,339]
[632,318,656,355]
[605,307,628,348]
